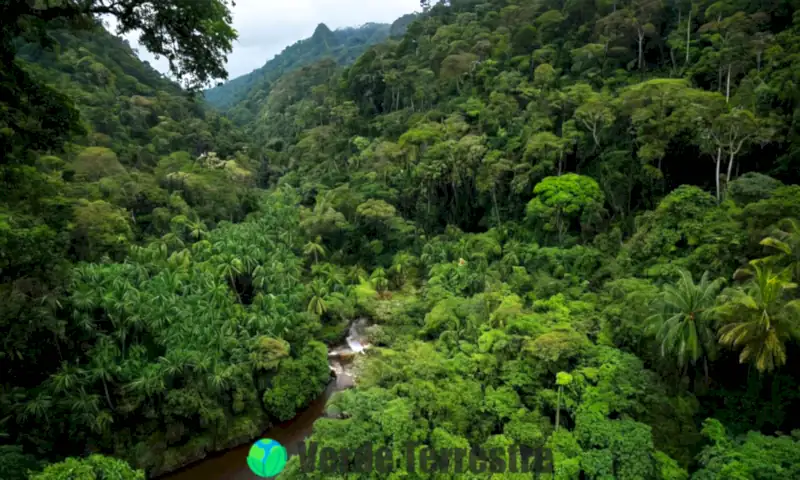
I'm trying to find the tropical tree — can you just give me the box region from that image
[717,263,800,372]
[307,279,330,316]
[391,252,416,288]
[30,455,143,480]
[760,218,800,282]
[303,236,327,264]
[555,371,573,431]
[649,270,724,382]
[88,337,120,411]
[216,254,243,303]
[370,267,390,293]
[525,174,605,244]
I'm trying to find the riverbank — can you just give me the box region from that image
[159,379,339,480]
[155,320,369,479]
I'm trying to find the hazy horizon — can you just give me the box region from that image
[113,0,420,83]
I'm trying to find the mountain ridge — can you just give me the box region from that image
[203,14,419,117]
[203,22,389,112]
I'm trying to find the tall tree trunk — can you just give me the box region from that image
[491,188,501,226]
[670,48,677,76]
[726,151,736,183]
[230,272,242,303]
[686,9,691,66]
[427,185,431,216]
[102,378,115,410]
[715,147,722,202]
[726,64,732,103]
[638,31,644,71]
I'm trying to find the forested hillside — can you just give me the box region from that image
[1,2,329,478]
[245,0,800,478]
[3,0,800,479]
[203,21,396,116]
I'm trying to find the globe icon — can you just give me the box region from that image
[247,438,287,478]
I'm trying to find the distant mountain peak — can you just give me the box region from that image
[312,23,336,46]
[203,21,395,111]
[313,23,333,36]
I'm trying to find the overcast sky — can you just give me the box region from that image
[116,0,420,82]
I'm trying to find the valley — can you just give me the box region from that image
[2,1,800,479]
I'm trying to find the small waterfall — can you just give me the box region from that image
[326,318,370,389]
[346,331,365,353]
[330,318,370,357]
[347,317,369,353]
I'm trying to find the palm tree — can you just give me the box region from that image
[500,240,523,275]
[760,218,800,282]
[242,245,262,273]
[371,267,389,293]
[347,264,369,283]
[649,269,724,382]
[21,393,52,424]
[312,263,346,291]
[161,232,185,250]
[71,286,97,312]
[216,254,244,303]
[206,364,233,394]
[421,242,448,267]
[391,252,415,288]
[303,236,327,264]
[125,365,166,399]
[206,279,231,307]
[50,362,86,394]
[158,350,191,378]
[717,262,800,372]
[89,337,120,410]
[307,279,329,316]
[188,219,208,240]
[252,265,270,291]
[68,388,102,432]
[91,410,114,435]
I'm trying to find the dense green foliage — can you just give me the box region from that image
[30,455,144,480]
[252,0,800,478]
[1,2,331,478]
[4,0,800,478]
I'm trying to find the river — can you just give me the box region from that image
[161,319,369,480]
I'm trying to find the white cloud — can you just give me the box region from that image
[115,0,420,82]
